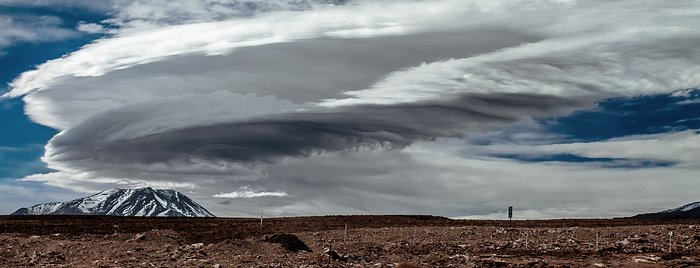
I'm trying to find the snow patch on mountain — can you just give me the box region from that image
[11,187,215,217]
[661,201,700,213]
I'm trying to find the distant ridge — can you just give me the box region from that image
[11,187,215,217]
[631,201,700,219]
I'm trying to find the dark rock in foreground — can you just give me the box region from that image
[263,233,312,252]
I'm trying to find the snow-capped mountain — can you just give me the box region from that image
[11,187,215,217]
[660,202,700,213]
[632,201,700,219]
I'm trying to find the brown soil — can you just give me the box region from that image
[1,215,700,267]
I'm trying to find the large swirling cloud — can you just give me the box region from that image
[5,0,700,217]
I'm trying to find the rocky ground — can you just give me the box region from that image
[1,216,700,267]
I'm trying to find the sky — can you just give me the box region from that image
[1,0,699,219]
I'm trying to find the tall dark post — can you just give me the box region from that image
[508,206,513,228]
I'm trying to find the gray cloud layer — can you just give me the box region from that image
[47,93,587,170]
[19,27,539,129]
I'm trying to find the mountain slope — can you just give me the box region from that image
[632,201,700,219]
[11,187,215,217]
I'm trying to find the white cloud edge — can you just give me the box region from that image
[214,186,288,198]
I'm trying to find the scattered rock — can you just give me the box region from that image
[132,233,146,241]
[324,248,347,262]
[661,252,684,261]
[263,233,311,252]
[633,255,660,263]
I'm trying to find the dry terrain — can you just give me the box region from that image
[2,215,700,267]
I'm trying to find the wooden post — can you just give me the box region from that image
[412,226,417,246]
[595,232,599,252]
[525,232,528,250]
[344,223,348,244]
[669,232,673,253]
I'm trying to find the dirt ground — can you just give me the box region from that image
[2,215,700,267]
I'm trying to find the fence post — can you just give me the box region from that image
[525,232,528,250]
[412,226,417,246]
[595,232,599,252]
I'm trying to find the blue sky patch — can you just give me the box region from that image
[492,153,678,169]
[0,5,108,87]
[0,98,55,180]
[0,5,106,180]
[541,89,700,142]
[469,90,699,167]
[0,5,107,26]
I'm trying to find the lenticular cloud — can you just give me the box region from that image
[5,0,700,215]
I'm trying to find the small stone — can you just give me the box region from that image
[133,233,146,241]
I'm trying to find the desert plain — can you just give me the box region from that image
[2,215,700,267]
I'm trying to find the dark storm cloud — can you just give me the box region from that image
[47,93,589,169]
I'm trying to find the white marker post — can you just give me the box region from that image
[669,231,673,253]
[260,212,264,234]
